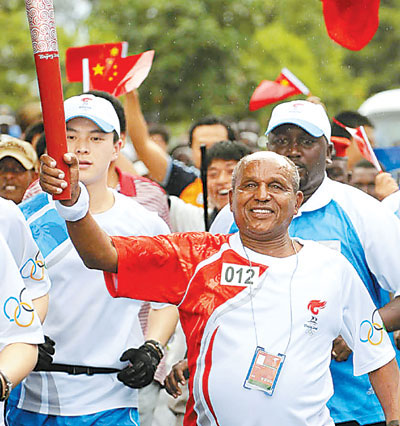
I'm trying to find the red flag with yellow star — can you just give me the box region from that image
[249,68,310,111]
[88,50,155,97]
[66,42,127,82]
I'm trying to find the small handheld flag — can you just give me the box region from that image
[321,0,380,51]
[88,50,155,97]
[249,68,310,111]
[66,42,128,83]
[333,118,381,171]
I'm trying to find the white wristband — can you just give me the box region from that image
[55,182,89,222]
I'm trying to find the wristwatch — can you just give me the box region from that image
[0,371,13,401]
[145,340,165,358]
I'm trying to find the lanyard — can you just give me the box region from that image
[241,238,299,353]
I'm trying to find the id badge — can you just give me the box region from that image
[243,346,285,396]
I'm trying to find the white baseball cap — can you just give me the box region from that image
[64,94,121,137]
[266,100,331,142]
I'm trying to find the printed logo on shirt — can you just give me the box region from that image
[360,310,384,346]
[20,251,46,282]
[304,300,327,335]
[3,288,35,327]
[307,300,327,315]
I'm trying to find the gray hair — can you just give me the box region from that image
[232,151,300,192]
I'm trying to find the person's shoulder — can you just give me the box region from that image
[132,174,166,192]
[113,191,170,233]
[210,204,234,234]
[113,190,152,213]
[168,231,230,247]
[327,178,392,221]
[0,196,17,214]
[300,239,356,271]
[329,179,380,206]
[171,158,200,177]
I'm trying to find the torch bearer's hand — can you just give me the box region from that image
[39,153,80,206]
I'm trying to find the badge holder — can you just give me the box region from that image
[243,346,286,396]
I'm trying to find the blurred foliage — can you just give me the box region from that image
[0,0,74,112]
[1,0,400,131]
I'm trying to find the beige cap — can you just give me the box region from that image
[0,134,38,171]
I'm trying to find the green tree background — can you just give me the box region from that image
[1,0,400,133]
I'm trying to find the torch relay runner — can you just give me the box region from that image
[36,148,399,426]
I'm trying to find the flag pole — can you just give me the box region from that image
[82,58,90,92]
[25,0,71,199]
[200,145,209,231]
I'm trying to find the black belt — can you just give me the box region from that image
[37,363,121,376]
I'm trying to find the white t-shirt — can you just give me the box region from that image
[210,178,400,424]
[15,191,170,416]
[0,197,51,300]
[169,195,205,232]
[203,238,394,426]
[0,233,44,425]
[105,232,395,425]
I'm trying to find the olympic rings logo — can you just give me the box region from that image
[359,310,384,346]
[3,288,35,328]
[20,251,46,282]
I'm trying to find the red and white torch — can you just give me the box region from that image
[25,0,71,199]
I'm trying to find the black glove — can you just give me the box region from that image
[117,342,162,389]
[34,335,56,371]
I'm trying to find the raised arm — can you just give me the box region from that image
[39,153,118,273]
[368,358,400,425]
[125,90,169,183]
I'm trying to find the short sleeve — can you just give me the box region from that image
[104,232,225,306]
[339,260,395,376]
[0,199,51,300]
[0,234,44,347]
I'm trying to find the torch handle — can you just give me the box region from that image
[34,53,71,199]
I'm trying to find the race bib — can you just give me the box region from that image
[220,263,259,287]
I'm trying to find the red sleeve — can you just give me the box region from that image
[104,232,228,305]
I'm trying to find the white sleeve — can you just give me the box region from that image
[5,201,51,300]
[149,212,171,236]
[209,204,234,234]
[345,191,400,295]
[381,190,400,217]
[169,196,205,232]
[0,234,44,348]
[339,259,395,377]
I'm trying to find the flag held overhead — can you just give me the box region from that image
[88,50,155,97]
[321,0,380,51]
[249,68,310,111]
[66,42,128,82]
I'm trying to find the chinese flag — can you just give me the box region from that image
[249,68,310,111]
[353,126,381,171]
[66,42,127,82]
[88,50,155,97]
[333,118,381,171]
[321,0,380,51]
